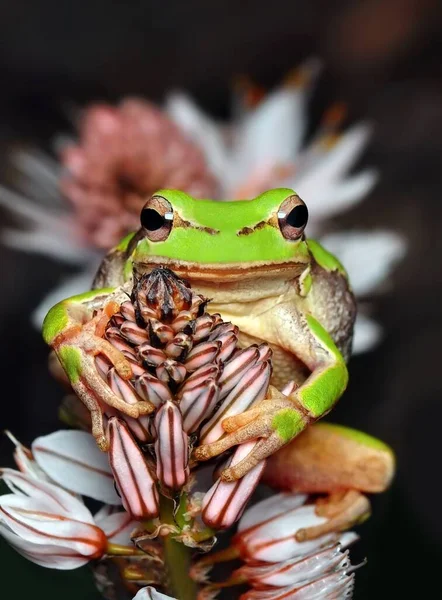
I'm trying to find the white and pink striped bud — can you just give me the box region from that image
[108,418,159,520]
[180,380,220,433]
[135,372,173,406]
[185,340,221,371]
[200,359,271,445]
[154,401,189,491]
[201,442,266,530]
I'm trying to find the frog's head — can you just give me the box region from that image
[132,188,311,281]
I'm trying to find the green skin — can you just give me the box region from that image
[43,188,360,481]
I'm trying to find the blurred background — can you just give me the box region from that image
[0,0,442,598]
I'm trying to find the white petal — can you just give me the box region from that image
[2,227,91,264]
[4,431,49,481]
[238,493,307,532]
[320,230,406,296]
[1,469,94,521]
[0,185,65,226]
[241,543,350,587]
[94,507,136,545]
[239,504,331,563]
[229,87,309,186]
[14,150,64,206]
[32,430,121,505]
[0,184,93,264]
[133,586,177,600]
[31,262,101,328]
[300,123,373,184]
[166,92,228,183]
[352,314,382,355]
[293,169,378,222]
[0,524,91,570]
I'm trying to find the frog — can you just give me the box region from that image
[43,188,393,534]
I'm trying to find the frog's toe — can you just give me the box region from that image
[220,432,285,482]
[296,490,371,542]
[85,336,133,380]
[221,405,263,432]
[194,423,259,461]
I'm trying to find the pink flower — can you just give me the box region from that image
[60,99,219,249]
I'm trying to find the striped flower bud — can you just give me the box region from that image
[201,441,266,529]
[108,418,159,519]
[154,401,189,491]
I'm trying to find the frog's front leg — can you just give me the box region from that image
[42,289,155,450]
[194,305,348,481]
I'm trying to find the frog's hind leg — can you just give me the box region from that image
[296,490,371,542]
[261,421,395,540]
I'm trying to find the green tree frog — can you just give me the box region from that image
[43,188,357,481]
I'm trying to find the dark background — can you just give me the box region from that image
[1,1,442,598]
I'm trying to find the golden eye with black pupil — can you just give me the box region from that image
[140,196,174,242]
[277,195,309,240]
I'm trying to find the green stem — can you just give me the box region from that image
[164,535,197,600]
[160,495,197,600]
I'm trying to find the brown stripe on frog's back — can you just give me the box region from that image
[237,214,278,236]
[174,212,219,235]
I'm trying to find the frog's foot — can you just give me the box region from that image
[296,490,371,542]
[54,306,155,448]
[194,390,310,482]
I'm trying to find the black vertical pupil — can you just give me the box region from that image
[141,208,165,231]
[286,205,308,228]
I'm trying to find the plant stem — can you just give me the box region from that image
[164,535,197,600]
[160,495,197,600]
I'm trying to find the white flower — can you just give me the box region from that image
[0,431,136,569]
[0,469,106,569]
[196,492,360,599]
[234,493,336,563]
[0,59,405,353]
[132,587,177,600]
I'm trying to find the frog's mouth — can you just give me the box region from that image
[134,255,309,283]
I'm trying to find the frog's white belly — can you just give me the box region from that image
[238,331,309,389]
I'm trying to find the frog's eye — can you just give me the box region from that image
[277,195,308,240]
[140,196,174,242]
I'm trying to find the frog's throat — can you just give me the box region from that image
[133,255,309,283]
